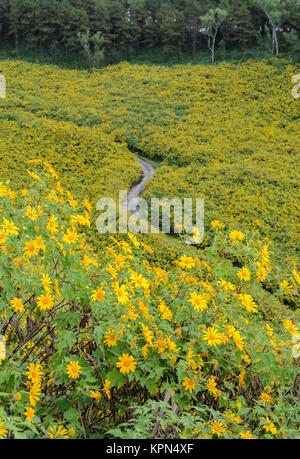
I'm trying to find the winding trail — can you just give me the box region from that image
[123,158,156,217]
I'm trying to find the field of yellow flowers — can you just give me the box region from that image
[0,163,299,439]
[0,59,299,269]
[0,58,299,439]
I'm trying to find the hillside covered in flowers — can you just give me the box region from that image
[0,58,299,439]
[0,58,299,267]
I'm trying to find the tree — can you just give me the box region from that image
[7,0,21,52]
[103,0,131,56]
[224,0,257,50]
[284,0,300,38]
[57,0,89,63]
[200,7,228,63]
[252,0,290,55]
[158,3,186,61]
[34,0,60,60]
[128,0,148,55]
[0,0,297,65]
[183,0,203,61]
[143,0,161,57]
[78,29,104,73]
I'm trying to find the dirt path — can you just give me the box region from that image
[123,158,156,217]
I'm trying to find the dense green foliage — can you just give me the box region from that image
[0,0,299,67]
[0,164,299,439]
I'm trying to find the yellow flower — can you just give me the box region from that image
[255,262,267,282]
[211,220,224,229]
[8,189,17,200]
[36,235,46,251]
[280,280,293,293]
[13,257,21,268]
[27,362,43,384]
[47,425,69,439]
[218,279,235,292]
[69,428,76,437]
[66,360,82,379]
[56,182,64,195]
[0,418,8,438]
[91,286,105,303]
[47,214,58,234]
[177,255,195,270]
[202,327,222,347]
[0,337,6,362]
[116,353,136,374]
[42,274,52,292]
[0,230,7,246]
[90,390,101,403]
[189,292,208,312]
[238,370,246,387]
[2,218,19,236]
[182,377,195,394]
[84,197,92,212]
[103,379,111,400]
[25,206,38,221]
[260,392,273,405]
[207,376,220,398]
[27,170,40,181]
[240,430,255,439]
[141,324,154,345]
[14,392,22,402]
[127,308,139,321]
[114,283,129,304]
[241,354,251,365]
[82,255,98,268]
[229,230,245,243]
[24,406,35,423]
[233,331,245,351]
[29,383,41,407]
[224,410,243,425]
[130,272,149,289]
[142,344,149,359]
[128,232,140,247]
[54,280,61,297]
[292,268,300,285]
[104,329,118,347]
[261,245,270,265]
[0,182,8,197]
[45,162,58,179]
[37,293,54,311]
[10,297,24,313]
[282,319,298,336]
[238,267,251,282]
[262,416,277,435]
[24,239,39,258]
[159,302,173,321]
[210,420,226,438]
[63,229,78,245]
[67,191,77,208]
[239,294,258,313]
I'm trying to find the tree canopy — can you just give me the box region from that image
[0,0,298,66]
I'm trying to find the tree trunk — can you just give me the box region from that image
[273,28,279,55]
[211,33,217,63]
[264,9,279,56]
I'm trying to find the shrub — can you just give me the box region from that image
[0,164,299,439]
